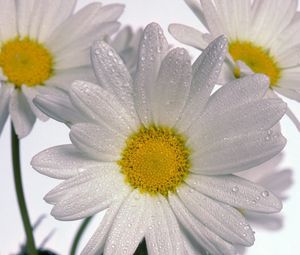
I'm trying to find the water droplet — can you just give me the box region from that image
[94,49,101,55]
[261,191,269,197]
[251,200,256,205]
[232,186,239,192]
[242,233,247,237]
[108,50,114,56]
[244,225,250,231]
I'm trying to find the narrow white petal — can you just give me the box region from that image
[47,4,124,53]
[145,196,185,255]
[200,0,224,36]
[0,0,17,40]
[70,123,125,161]
[16,0,36,38]
[33,92,88,126]
[46,66,97,91]
[176,36,227,132]
[70,81,137,134]
[203,74,269,117]
[0,84,14,134]
[275,87,300,102]
[184,0,208,28]
[186,174,283,213]
[168,24,208,50]
[49,164,129,220]
[177,184,254,246]
[188,98,286,144]
[81,198,126,255]
[152,48,192,127]
[31,144,99,179]
[38,0,77,42]
[90,41,138,122]
[104,191,150,255]
[21,86,49,121]
[191,128,286,175]
[9,90,36,138]
[133,23,169,125]
[169,194,236,255]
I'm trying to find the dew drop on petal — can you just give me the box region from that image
[261,191,269,197]
[232,186,239,192]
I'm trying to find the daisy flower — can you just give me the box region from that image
[32,23,287,255]
[0,0,124,138]
[169,0,300,129]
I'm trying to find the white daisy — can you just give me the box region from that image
[0,0,124,138]
[32,23,287,255]
[169,0,300,129]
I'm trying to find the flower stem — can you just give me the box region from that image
[11,123,38,255]
[70,216,93,255]
[134,239,148,255]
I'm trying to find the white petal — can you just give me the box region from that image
[184,0,208,28]
[70,122,125,161]
[46,66,97,91]
[0,0,17,40]
[191,128,286,175]
[48,164,128,220]
[90,41,137,121]
[9,90,36,138]
[202,74,269,117]
[275,87,300,102]
[21,86,49,121]
[16,0,36,38]
[188,98,286,144]
[176,36,227,132]
[169,194,236,255]
[104,190,150,255]
[0,84,13,134]
[199,0,224,36]
[70,81,137,134]
[31,144,99,179]
[38,0,77,42]
[152,48,192,127]
[81,198,125,255]
[177,184,254,246]
[168,24,208,50]
[145,196,185,255]
[33,91,88,126]
[133,23,169,125]
[186,174,283,213]
[47,3,124,53]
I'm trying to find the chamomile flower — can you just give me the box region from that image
[0,0,124,138]
[32,23,287,255]
[169,0,300,129]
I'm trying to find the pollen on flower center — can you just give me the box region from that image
[229,41,281,86]
[0,37,54,87]
[118,125,191,196]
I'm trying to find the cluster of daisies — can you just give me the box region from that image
[0,0,298,254]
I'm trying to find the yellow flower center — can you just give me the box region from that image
[118,126,191,196]
[229,41,281,86]
[0,37,53,87]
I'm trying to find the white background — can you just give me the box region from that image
[0,0,300,254]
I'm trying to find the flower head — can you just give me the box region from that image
[169,0,300,128]
[0,0,124,138]
[32,23,287,255]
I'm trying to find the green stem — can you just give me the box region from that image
[134,239,148,255]
[11,123,38,255]
[70,216,93,255]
